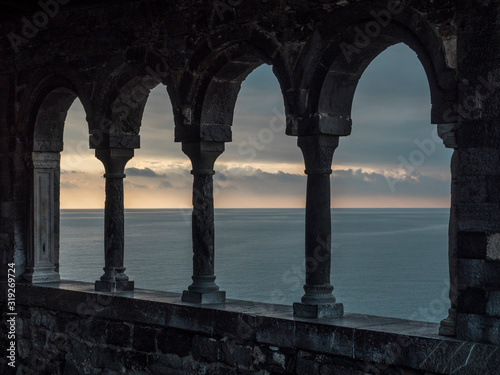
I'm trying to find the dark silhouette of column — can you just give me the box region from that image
[437,123,458,336]
[293,135,343,318]
[182,141,226,304]
[95,148,134,292]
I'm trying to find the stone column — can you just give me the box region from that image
[437,123,458,336]
[293,135,343,318]
[23,152,61,283]
[181,141,226,304]
[95,148,134,292]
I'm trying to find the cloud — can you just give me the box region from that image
[332,168,450,198]
[214,166,305,194]
[157,181,173,189]
[124,181,148,189]
[60,44,453,208]
[125,167,165,178]
[60,181,79,189]
[60,170,82,175]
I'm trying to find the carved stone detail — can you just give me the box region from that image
[181,141,226,304]
[437,123,458,149]
[293,135,343,318]
[95,148,134,292]
[23,152,61,283]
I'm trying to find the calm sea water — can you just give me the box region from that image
[59,208,450,323]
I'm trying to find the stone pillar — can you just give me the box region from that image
[293,135,343,318]
[181,141,226,304]
[95,148,134,292]
[437,124,458,337]
[23,152,61,283]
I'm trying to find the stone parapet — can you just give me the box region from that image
[1,281,498,374]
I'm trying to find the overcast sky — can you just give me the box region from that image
[60,43,453,209]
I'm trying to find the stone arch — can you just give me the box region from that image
[20,71,91,151]
[91,50,173,149]
[176,27,292,142]
[294,3,457,136]
[20,71,91,283]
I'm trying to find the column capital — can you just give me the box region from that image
[95,148,134,177]
[437,123,458,149]
[298,135,339,175]
[182,141,224,174]
[31,151,61,168]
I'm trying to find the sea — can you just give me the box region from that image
[59,208,451,323]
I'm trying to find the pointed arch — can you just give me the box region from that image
[20,70,92,152]
[90,49,173,149]
[175,26,292,142]
[293,2,457,136]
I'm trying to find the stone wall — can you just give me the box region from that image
[1,282,498,375]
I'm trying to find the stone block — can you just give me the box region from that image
[213,308,257,341]
[93,346,126,371]
[457,231,487,259]
[294,321,352,358]
[457,313,500,345]
[457,288,487,314]
[192,335,221,362]
[79,317,108,343]
[486,291,500,316]
[296,351,321,375]
[95,280,134,292]
[107,322,131,347]
[164,304,215,335]
[293,302,343,319]
[459,148,500,176]
[158,327,192,357]
[181,290,226,304]
[252,345,296,374]
[70,340,94,364]
[486,233,500,260]
[255,316,295,349]
[132,326,158,353]
[220,338,253,368]
[457,258,500,288]
[123,350,149,371]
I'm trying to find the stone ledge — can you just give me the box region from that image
[2,281,499,375]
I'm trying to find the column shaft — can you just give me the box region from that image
[192,173,216,280]
[95,148,134,292]
[182,141,225,304]
[304,174,332,287]
[103,176,126,280]
[293,135,343,318]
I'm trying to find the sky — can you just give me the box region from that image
[60,43,453,209]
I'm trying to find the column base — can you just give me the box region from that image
[22,268,60,283]
[182,290,226,304]
[439,308,456,337]
[293,302,344,319]
[95,280,134,292]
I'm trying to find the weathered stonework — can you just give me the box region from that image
[487,233,500,261]
[1,282,499,375]
[1,0,500,372]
